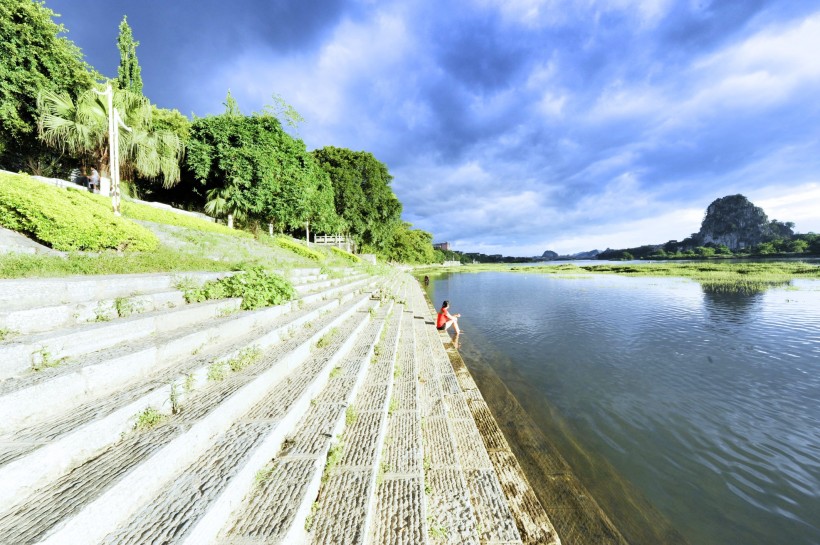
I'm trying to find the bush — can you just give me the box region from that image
[330,246,360,263]
[275,236,325,261]
[185,266,296,310]
[120,200,252,238]
[0,173,158,252]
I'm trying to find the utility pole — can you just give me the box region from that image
[93,85,131,216]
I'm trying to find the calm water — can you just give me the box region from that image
[428,271,820,545]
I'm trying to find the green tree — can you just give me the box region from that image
[0,0,95,172]
[186,95,340,231]
[311,146,402,252]
[383,222,437,264]
[37,85,183,186]
[116,16,142,94]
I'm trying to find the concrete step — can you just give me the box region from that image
[369,303,429,545]
[96,301,388,545]
[0,271,335,337]
[105,302,394,544]
[0,296,242,380]
[0,271,232,313]
[0,278,383,508]
[0,274,377,433]
[307,304,406,545]
[219,304,399,544]
[0,290,377,545]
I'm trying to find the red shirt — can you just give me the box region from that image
[436,307,451,328]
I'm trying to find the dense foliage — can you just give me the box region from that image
[184,266,296,310]
[0,172,158,251]
[311,146,402,253]
[116,16,142,94]
[185,98,340,233]
[382,222,437,264]
[0,0,94,173]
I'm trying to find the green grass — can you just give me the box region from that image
[0,248,239,279]
[315,327,339,349]
[226,346,262,372]
[207,362,228,381]
[521,261,820,293]
[133,406,167,431]
[330,246,360,263]
[345,405,358,426]
[322,439,344,484]
[0,172,158,252]
[274,236,325,261]
[120,199,252,238]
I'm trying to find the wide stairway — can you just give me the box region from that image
[0,267,560,545]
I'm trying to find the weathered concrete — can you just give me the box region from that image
[0,269,562,545]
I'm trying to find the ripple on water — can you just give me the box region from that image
[431,272,820,545]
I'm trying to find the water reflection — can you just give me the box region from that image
[701,286,764,323]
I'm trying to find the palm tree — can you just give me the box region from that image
[37,84,183,187]
[204,183,250,228]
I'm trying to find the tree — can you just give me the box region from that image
[311,146,402,252]
[37,85,183,186]
[383,223,437,264]
[186,94,340,231]
[116,16,142,94]
[0,0,95,172]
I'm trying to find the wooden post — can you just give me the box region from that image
[305,221,310,247]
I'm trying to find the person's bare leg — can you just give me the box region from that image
[453,318,461,334]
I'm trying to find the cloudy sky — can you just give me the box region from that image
[46,0,820,255]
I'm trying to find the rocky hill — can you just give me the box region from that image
[697,194,793,251]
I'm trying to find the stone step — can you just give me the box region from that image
[370,303,428,545]
[0,278,383,508]
[305,304,404,545]
[0,296,242,380]
[0,271,340,338]
[414,310,494,545]
[416,281,560,545]
[96,301,388,545]
[0,274,374,424]
[0,290,376,545]
[0,271,233,313]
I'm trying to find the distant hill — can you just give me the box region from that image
[698,194,793,251]
[540,249,599,260]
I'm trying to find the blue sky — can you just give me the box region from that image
[46,0,820,255]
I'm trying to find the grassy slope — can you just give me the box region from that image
[0,172,362,278]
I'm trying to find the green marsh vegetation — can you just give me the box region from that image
[417,261,820,293]
[524,261,820,293]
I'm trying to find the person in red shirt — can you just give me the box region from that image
[436,300,462,335]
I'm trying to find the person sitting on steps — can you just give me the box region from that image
[436,300,462,335]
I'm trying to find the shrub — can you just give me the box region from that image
[330,246,360,263]
[184,266,296,310]
[0,173,158,252]
[275,236,325,261]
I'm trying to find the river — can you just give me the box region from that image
[425,269,820,545]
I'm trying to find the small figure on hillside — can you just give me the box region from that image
[88,168,100,193]
[424,275,430,286]
[436,300,462,335]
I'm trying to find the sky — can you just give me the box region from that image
[45,0,820,256]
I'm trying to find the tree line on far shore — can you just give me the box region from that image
[0,1,439,264]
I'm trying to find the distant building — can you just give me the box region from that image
[433,242,450,251]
